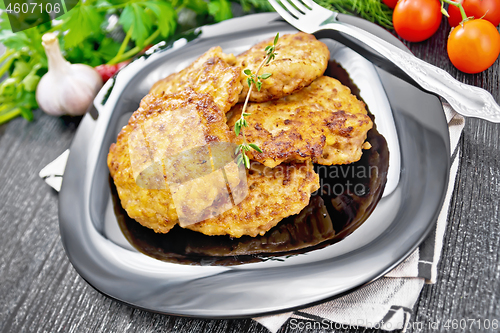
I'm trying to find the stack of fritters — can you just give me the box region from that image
[108,32,373,238]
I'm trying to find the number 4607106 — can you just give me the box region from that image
[5,2,61,14]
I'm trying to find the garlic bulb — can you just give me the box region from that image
[36,33,103,116]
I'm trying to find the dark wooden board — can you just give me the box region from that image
[1,18,499,333]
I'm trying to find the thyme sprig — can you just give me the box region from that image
[235,33,279,168]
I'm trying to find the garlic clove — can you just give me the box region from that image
[36,33,103,117]
[36,73,66,116]
[59,65,103,116]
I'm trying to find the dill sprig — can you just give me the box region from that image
[316,0,394,29]
[235,33,279,168]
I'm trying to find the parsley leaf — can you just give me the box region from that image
[208,0,232,22]
[97,37,122,63]
[63,4,103,49]
[143,1,177,38]
[184,0,209,14]
[0,2,12,31]
[0,30,30,50]
[119,3,152,48]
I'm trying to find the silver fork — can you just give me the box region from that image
[269,0,500,123]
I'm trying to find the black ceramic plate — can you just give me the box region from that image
[59,13,450,318]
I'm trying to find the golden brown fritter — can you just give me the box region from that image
[227,76,373,168]
[149,47,242,113]
[186,161,320,238]
[235,32,329,103]
[107,90,235,233]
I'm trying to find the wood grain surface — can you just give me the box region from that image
[1,17,499,333]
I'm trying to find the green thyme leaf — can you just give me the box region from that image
[274,32,279,45]
[259,73,272,80]
[243,153,250,168]
[244,68,252,75]
[248,143,263,153]
[234,122,241,137]
[256,80,262,91]
[236,153,244,166]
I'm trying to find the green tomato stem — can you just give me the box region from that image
[441,0,468,22]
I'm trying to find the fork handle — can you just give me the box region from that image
[320,22,500,123]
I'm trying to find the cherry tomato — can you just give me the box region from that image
[94,61,130,83]
[447,19,500,73]
[393,0,443,42]
[383,0,399,9]
[448,0,500,27]
[95,64,117,83]
[116,60,130,70]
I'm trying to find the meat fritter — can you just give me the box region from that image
[107,90,236,233]
[186,161,320,238]
[149,47,242,113]
[227,76,373,168]
[235,32,329,103]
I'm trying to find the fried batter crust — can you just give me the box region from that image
[107,90,234,233]
[149,47,242,113]
[227,76,373,168]
[235,32,329,103]
[186,161,320,238]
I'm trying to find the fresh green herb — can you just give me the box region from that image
[238,0,275,12]
[235,33,279,169]
[316,0,394,29]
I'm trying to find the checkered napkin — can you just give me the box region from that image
[39,105,465,333]
[253,104,465,333]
